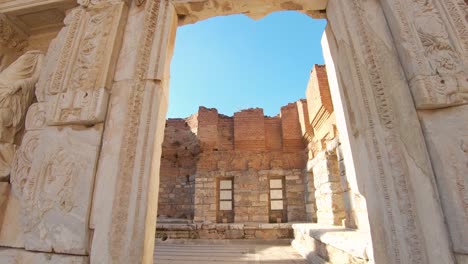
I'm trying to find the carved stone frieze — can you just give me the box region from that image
[22,125,103,255]
[381,0,468,109]
[45,2,127,125]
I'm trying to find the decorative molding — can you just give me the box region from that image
[45,2,127,125]
[109,0,164,257]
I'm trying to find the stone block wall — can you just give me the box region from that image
[160,104,307,224]
[303,170,317,222]
[303,65,348,227]
[193,150,307,223]
[310,150,346,225]
[158,119,199,219]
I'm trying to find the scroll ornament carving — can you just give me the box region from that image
[0,51,44,180]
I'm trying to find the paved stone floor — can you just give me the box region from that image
[154,239,309,263]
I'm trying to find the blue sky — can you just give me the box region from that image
[168,11,327,118]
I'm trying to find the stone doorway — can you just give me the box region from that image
[0,0,465,263]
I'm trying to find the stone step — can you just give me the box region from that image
[154,240,310,264]
[292,223,371,263]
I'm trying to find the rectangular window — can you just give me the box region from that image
[269,178,284,210]
[219,179,233,211]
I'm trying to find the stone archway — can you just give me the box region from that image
[0,0,466,263]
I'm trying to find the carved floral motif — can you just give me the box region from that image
[385,0,468,109]
[412,0,462,75]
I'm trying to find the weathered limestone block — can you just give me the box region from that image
[0,51,44,180]
[418,104,468,254]
[43,3,127,125]
[0,248,88,263]
[22,124,103,255]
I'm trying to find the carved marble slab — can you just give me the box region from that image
[419,105,468,254]
[45,3,127,125]
[22,124,103,255]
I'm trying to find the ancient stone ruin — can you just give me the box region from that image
[155,65,374,262]
[0,0,466,263]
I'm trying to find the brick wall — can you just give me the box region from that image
[233,108,266,151]
[264,117,282,151]
[281,103,304,153]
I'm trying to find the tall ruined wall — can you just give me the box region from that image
[159,105,307,224]
[158,119,199,219]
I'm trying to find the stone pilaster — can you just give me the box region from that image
[325,0,455,262]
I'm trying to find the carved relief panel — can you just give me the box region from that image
[21,124,103,255]
[44,2,127,125]
[382,0,468,109]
